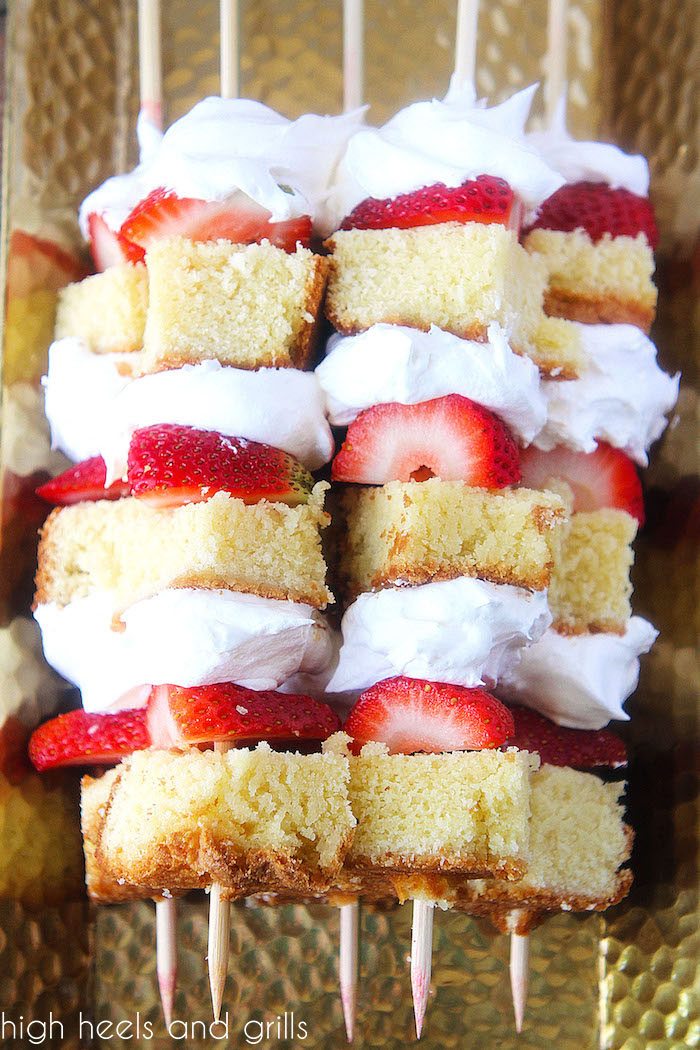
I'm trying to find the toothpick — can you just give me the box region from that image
[509,912,530,1034]
[208,742,232,1021]
[220,0,240,100]
[454,0,480,92]
[137,0,163,127]
[410,900,434,1039]
[155,897,177,1028]
[544,0,568,126]
[342,0,364,112]
[339,901,359,1042]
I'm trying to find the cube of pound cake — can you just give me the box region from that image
[324,223,576,377]
[549,508,637,634]
[55,263,148,354]
[338,479,566,600]
[345,743,537,880]
[524,228,657,331]
[451,764,632,930]
[81,765,169,903]
[141,236,328,372]
[35,484,332,612]
[82,744,355,900]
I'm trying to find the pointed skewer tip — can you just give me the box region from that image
[509,930,530,1034]
[410,900,434,1041]
[339,902,359,1042]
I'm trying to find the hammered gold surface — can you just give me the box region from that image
[1,2,698,1049]
[92,900,602,1049]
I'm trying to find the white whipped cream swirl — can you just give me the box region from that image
[528,97,650,197]
[316,322,546,445]
[534,324,680,466]
[497,618,658,730]
[326,577,551,695]
[80,97,365,237]
[44,338,334,475]
[326,82,564,230]
[34,589,335,714]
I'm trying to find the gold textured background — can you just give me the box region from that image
[1,1,698,1048]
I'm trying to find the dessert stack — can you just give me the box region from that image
[21,0,682,1042]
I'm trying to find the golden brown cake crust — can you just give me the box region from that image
[345,853,527,881]
[543,288,655,333]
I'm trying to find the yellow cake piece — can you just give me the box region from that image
[337,479,566,599]
[324,222,579,377]
[524,228,656,331]
[35,485,332,611]
[141,236,328,372]
[345,743,536,881]
[55,263,148,354]
[83,745,355,899]
[548,508,637,633]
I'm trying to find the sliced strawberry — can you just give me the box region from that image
[527,181,658,250]
[120,188,312,254]
[147,683,340,747]
[331,395,521,488]
[505,705,627,769]
[36,456,129,506]
[6,230,85,300]
[28,708,150,772]
[344,676,514,755]
[340,175,518,232]
[127,424,314,508]
[86,212,140,270]
[519,442,644,524]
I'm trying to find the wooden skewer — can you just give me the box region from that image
[339,900,359,1042]
[138,0,163,127]
[207,741,232,1021]
[410,899,434,1039]
[206,4,240,1020]
[220,0,240,100]
[338,3,364,1040]
[137,2,174,1027]
[342,0,364,112]
[453,0,480,92]
[543,0,568,126]
[509,912,529,1034]
[155,895,177,1028]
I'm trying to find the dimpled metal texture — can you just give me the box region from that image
[1,2,698,1049]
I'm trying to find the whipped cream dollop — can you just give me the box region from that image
[326,577,551,695]
[533,324,680,466]
[35,589,335,713]
[497,617,658,730]
[326,82,564,230]
[528,96,649,196]
[45,338,334,474]
[80,97,365,237]
[316,322,546,444]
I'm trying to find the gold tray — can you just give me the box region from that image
[0,2,697,1048]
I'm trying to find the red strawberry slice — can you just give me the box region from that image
[344,676,514,754]
[527,181,658,250]
[28,708,150,772]
[504,705,627,769]
[127,424,314,508]
[7,230,85,300]
[120,188,312,254]
[36,456,129,506]
[86,212,140,270]
[147,683,340,748]
[331,395,521,487]
[340,175,519,233]
[519,442,644,524]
